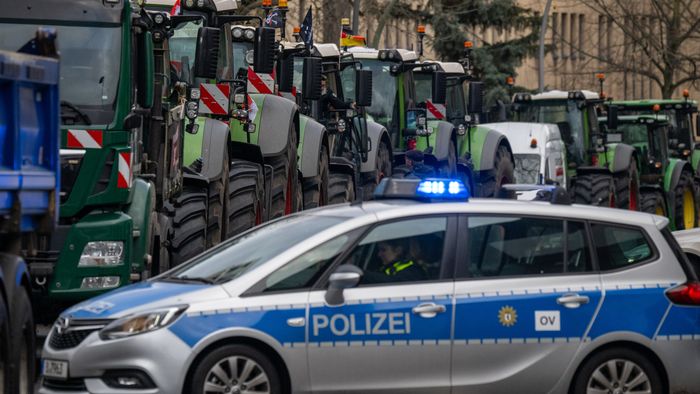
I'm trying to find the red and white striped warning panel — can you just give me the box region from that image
[117,151,132,189]
[426,100,446,120]
[247,95,259,121]
[66,129,103,149]
[199,83,231,115]
[247,67,275,95]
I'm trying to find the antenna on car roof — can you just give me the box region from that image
[499,184,571,205]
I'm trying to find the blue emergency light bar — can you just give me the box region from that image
[374,177,470,201]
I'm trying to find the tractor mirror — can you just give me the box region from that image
[432,71,447,105]
[278,56,295,93]
[137,31,154,109]
[606,105,618,131]
[467,82,485,114]
[302,57,323,101]
[193,27,220,79]
[696,114,700,138]
[254,27,276,74]
[356,69,373,107]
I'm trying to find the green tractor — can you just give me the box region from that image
[348,47,514,196]
[511,91,641,209]
[278,42,392,202]
[159,1,305,245]
[0,0,221,318]
[601,111,697,230]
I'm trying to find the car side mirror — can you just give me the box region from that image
[431,71,447,105]
[606,105,618,131]
[467,82,484,114]
[193,27,220,79]
[302,57,323,101]
[356,69,373,107]
[278,56,294,93]
[254,27,276,74]
[325,265,362,306]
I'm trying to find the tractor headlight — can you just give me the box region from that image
[99,306,188,341]
[189,88,200,100]
[153,13,165,25]
[232,27,243,39]
[457,124,467,136]
[78,241,124,267]
[244,29,255,41]
[337,119,347,133]
[417,116,426,127]
[186,101,199,120]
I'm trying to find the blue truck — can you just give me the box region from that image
[0,32,60,393]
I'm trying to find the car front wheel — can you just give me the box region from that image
[190,344,281,394]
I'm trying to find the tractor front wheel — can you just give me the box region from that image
[674,170,697,230]
[640,190,667,217]
[613,158,640,211]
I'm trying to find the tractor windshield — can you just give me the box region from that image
[414,73,432,104]
[361,60,398,128]
[0,23,121,126]
[620,108,692,152]
[617,122,667,175]
[514,100,586,167]
[169,20,202,85]
[232,41,253,79]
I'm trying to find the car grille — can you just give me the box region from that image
[48,318,112,350]
[42,377,87,391]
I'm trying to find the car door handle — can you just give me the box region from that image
[412,303,446,318]
[557,294,590,309]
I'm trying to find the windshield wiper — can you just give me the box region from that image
[160,275,215,285]
[61,100,92,125]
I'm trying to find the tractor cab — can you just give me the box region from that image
[601,115,670,180]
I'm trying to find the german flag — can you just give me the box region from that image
[341,31,366,48]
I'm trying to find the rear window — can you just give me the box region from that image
[662,228,698,280]
[591,223,654,270]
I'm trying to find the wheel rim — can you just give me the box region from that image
[203,356,270,394]
[655,202,665,216]
[684,188,695,229]
[586,359,651,394]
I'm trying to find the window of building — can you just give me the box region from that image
[552,12,559,61]
[561,13,568,59]
[570,13,577,61]
[579,14,585,59]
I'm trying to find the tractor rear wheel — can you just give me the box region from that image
[674,170,697,230]
[166,181,208,266]
[302,144,329,210]
[266,127,300,219]
[226,160,264,238]
[206,152,228,247]
[641,191,667,216]
[328,173,355,204]
[613,158,640,210]
[362,141,392,200]
[478,145,514,198]
[572,174,615,207]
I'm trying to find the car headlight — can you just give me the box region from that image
[99,306,188,340]
[78,241,124,267]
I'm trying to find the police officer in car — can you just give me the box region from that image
[363,238,426,284]
[403,150,435,179]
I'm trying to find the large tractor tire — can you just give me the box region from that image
[166,182,208,266]
[673,170,697,230]
[0,290,8,393]
[302,144,330,210]
[477,145,514,198]
[328,173,355,204]
[7,289,34,394]
[226,161,264,238]
[640,191,667,216]
[206,153,229,248]
[266,128,300,219]
[438,141,458,177]
[362,141,393,200]
[613,158,640,211]
[572,174,615,207]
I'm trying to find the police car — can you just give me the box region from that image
[40,178,699,394]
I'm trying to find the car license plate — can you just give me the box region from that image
[43,359,68,379]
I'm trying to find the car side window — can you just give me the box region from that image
[591,223,653,270]
[343,217,448,285]
[467,216,592,277]
[261,234,355,293]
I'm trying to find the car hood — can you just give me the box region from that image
[62,280,229,320]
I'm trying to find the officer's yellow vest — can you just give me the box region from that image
[384,260,415,276]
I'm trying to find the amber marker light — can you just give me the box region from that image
[464,41,473,49]
[653,104,661,112]
[417,25,426,34]
[596,73,605,81]
[262,0,272,6]
[278,0,288,7]
[293,26,301,34]
[683,89,690,98]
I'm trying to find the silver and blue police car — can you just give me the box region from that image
[40,178,700,394]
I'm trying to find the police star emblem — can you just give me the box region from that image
[498,306,517,327]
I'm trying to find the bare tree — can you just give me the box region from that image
[579,0,700,98]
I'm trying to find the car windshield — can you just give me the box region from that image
[514,101,586,166]
[162,215,346,284]
[0,23,121,125]
[514,154,541,184]
[361,60,398,127]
